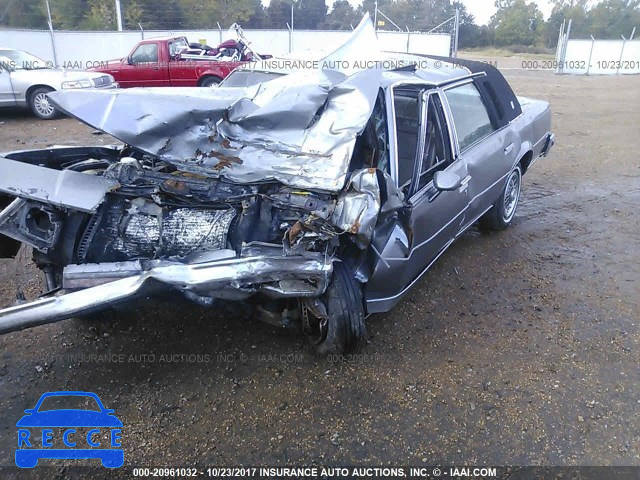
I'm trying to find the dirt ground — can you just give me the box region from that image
[0,67,638,476]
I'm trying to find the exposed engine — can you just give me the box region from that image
[0,152,340,279]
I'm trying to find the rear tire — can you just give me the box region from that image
[479,165,522,232]
[199,76,222,87]
[29,87,60,120]
[305,261,367,356]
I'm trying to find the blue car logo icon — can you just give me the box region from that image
[16,391,123,468]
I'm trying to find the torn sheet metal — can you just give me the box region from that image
[0,156,119,212]
[331,169,403,248]
[48,67,381,193]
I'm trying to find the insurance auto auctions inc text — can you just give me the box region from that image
[199,466,498,478]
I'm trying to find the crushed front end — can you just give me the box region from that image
[0,52,401,354]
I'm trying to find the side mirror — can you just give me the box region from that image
[433,170,461,191]
[126,55,133,65]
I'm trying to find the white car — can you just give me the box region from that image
[0,48,117,119]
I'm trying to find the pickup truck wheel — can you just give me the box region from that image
[29,87,60,120]
[479,165,522,231]
[302,262,367,356]
[199,76,222,87]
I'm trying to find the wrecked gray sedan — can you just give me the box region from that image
[0,30,554,354]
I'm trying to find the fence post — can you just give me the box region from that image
[558,18,572,75]
[586,35,595,75]
[554,19,564,73]
[406,27,410,53]
[44,0,58,67]
[616,35,627,75]
[286,23,292,53]
[374,1,378,32]
[453,8,460,58]
[115,0,123,31]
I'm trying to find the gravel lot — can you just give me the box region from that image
[0,68,638,475]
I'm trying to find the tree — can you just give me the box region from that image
[178,0,255,29]
[324,0,358,30]
[490,0,544,46]
[123,0,144,29]
[0,0,47,28]
[246,0,267,28]
[543,0,589,47]
[83,0,116,30]
[294,0,327,29]
[587,0,640,38]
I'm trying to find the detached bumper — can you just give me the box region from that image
[0,245,332,335]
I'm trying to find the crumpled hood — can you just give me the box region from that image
[48,67,381,192]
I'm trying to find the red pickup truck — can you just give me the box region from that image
[90,35,258,88]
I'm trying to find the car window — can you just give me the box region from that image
[0,49,48,70]
[168,38,189,57]
[38,395,101,412]
[418,94,453,191]
[444,82,496,151]
[393,92,421,190]
[131,44,158,64]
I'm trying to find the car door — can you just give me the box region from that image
[442,81,517,223]
[166,38,196,86]
[0,63,17,106]
[366,88,469,308]
[401,91,469,285]
[116,43,166,88]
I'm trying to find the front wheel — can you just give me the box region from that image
[479,165,522,231]
[29,87,60,120]
[302,261,367,356]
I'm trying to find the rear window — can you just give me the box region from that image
[444,83,496,151]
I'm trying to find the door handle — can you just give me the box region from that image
[459,175,471,193]
[504,143,514,155]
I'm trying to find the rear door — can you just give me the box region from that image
[442,80,517,223]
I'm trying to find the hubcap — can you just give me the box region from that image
[502,169,521,222]
[34,93,54,117]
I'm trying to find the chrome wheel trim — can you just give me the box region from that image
[33,93,54,117]
[502,168,521,222]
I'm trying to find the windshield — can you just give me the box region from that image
[37,395,101,412]
[0,49,49,71]
[221,70,283,87]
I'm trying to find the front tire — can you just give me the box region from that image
[303,261,367,356]
[29,87,60,120]
[479,165,522,231]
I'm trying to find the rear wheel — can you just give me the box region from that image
[29,87,60,120]
[479,165,522,231]
[302,261,367,356]
[199,76,222,87]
